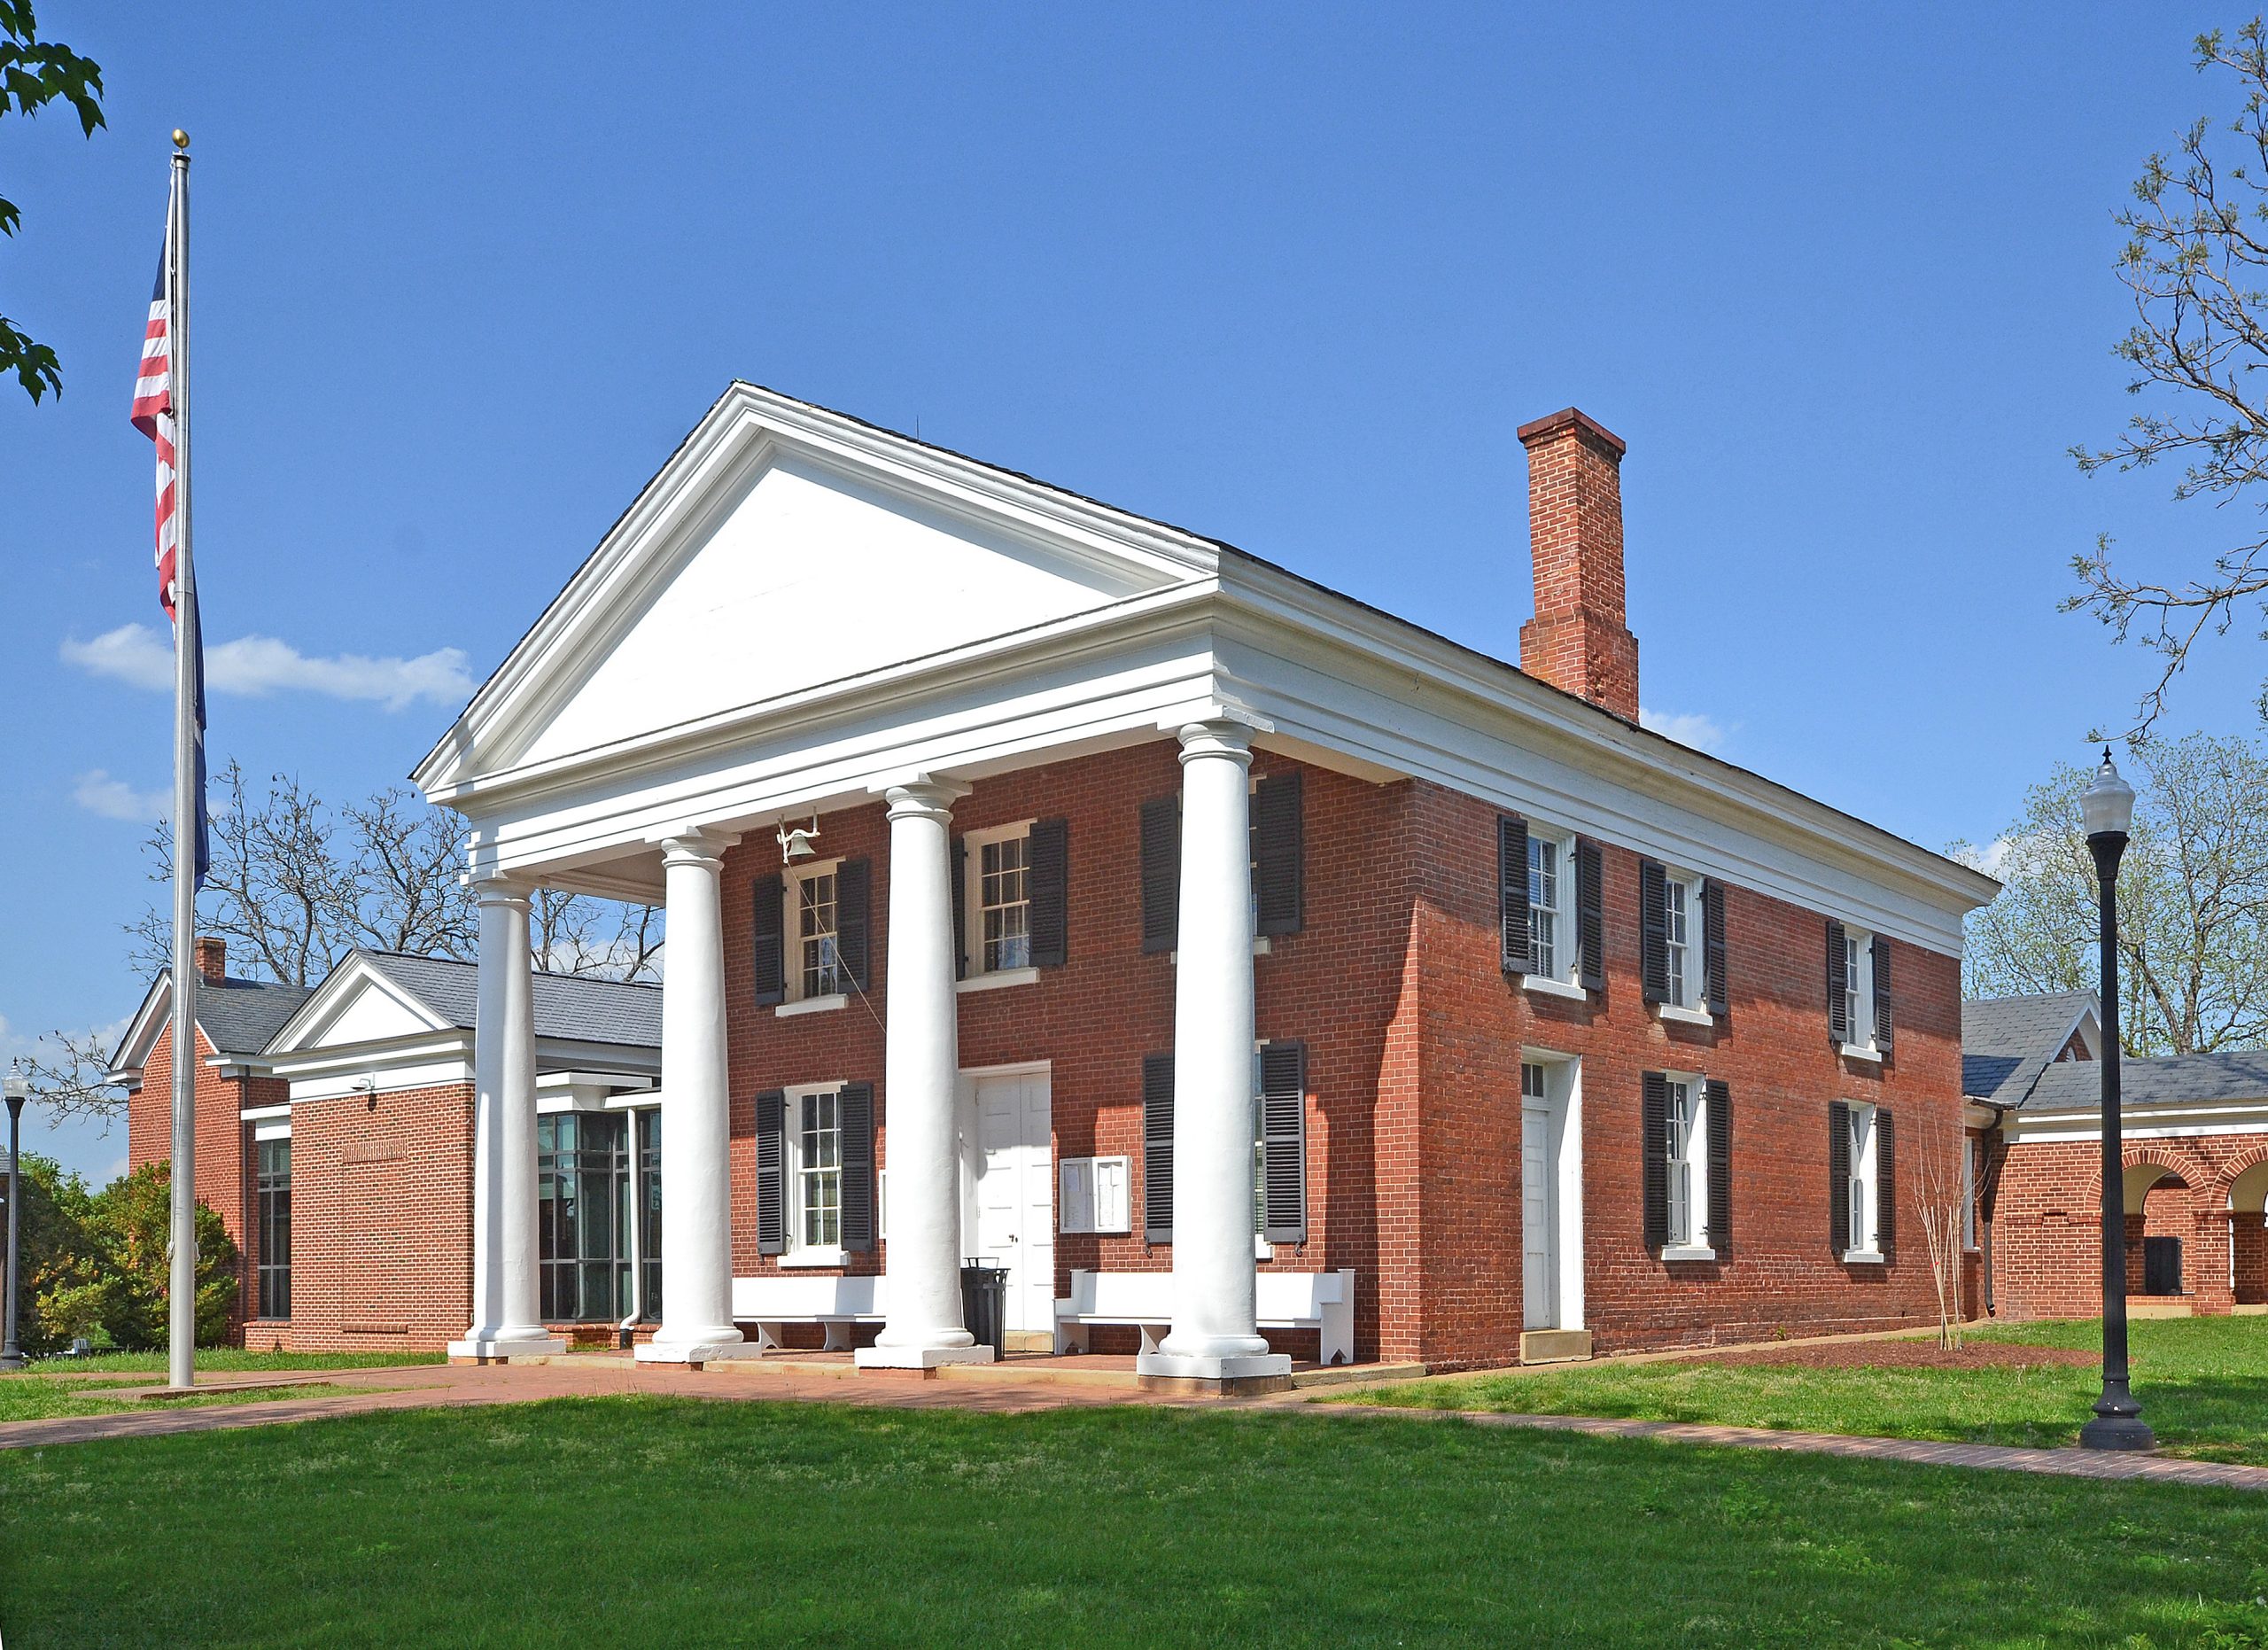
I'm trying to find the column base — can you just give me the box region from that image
[447,1334,568,1365]
[635,1338,766,1368]
[855,1343,997,1372]
[1136,1349,1293,1396]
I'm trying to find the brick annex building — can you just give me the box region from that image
[124,387,1999,1383]
[1966,992,2268,1321]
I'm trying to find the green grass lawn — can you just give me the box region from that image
[2,1397,2264,1647]
[20,1347,445,1375]
[1337,1316,2268,1465]
[0,1374,378,1424]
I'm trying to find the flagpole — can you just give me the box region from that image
[166,131,198,1393]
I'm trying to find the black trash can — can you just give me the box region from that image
[960,1259,1009,1361]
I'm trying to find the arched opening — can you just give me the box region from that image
[2123,1163,2192,1298]
[2228,1161,2268,1306]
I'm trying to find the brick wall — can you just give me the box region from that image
[720,735,1968,1367]
[1990,1132,2268,1319]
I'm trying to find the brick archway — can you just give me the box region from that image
[2228,1156,2268,1306]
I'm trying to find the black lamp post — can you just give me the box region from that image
[1,1064,27,1373]
[2078,749,2154,1452]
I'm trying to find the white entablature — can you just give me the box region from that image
[413,383,1998,950]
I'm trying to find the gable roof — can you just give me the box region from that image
[2024,1049,2268,1113]
[352,952,662,1049]
[410,382,2000,946]
[107,972,317,1078]
[1962,991,2099,1109]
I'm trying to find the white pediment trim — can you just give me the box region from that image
[265,955,454,1056]
[416,383,1227,797]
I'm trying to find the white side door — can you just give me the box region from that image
[1522,1101,1557,1330]
[970,1070,1054,1336]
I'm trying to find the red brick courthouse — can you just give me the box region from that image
[123,389,1998,1381]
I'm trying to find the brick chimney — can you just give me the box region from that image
[194,935,228,983]
[1517,408,1639,721]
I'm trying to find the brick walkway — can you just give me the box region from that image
[4,1357,2263,1492]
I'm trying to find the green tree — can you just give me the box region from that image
[2,1151,100,1352]
[0,1,104,402]
[1956,733,2268,1055]
[66,1163,238,1349]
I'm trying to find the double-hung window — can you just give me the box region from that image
[255,1136,291,1319]
[1664,1078,1707,1251]
[1845,930,1868,1049]
[1846,1101,1880,1258]
[790,1086,844,1260]
[1528,835,1563,979]
[980,834,1032,972]
[1664,878,1693,1007]
[792,865,843,1001]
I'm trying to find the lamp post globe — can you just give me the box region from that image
[1,1064,27,1372]
[2078,749,2154,1451]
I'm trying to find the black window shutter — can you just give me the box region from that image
[1826,920,1849,1046]
[1872,934,1894,1056]
[840,1082,875,1252]
[1026,817,1069,969]
[1253,770,1304,937]
[1142,1054,1175,1242]
[1639,860,1669,1005]
[1828,1100,1852,1255]
[836,858,872,992]
[756,1089,787,1256]
[951,835,968,980]
[1702,878,1728,1016]
[1498,813,1531,976]
[1876,1109,1897,1261]
[1705,1079,1731,1251]
[1139,798,1180,953]
[1575,837,1605,992]
[1259,1042,1308,1244]
[751,874,786,1007]
[1642,1071,1669,1250]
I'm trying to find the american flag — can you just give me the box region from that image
[130,251,178,617]
[130,214,208,891]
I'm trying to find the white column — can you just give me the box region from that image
[639,829,759,1365]
[858,779,993,1369]
[1139,721,1292,1384]
[448,880,563,1360]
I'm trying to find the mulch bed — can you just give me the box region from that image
[1674,1340,2098,1372]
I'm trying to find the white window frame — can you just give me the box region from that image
[1840,926,1879,1061]
[1518,1047,1587,1330]
[781,1081,847,1267]
[1655,869,1712,1023]
[1058,1156,1131,1235]
[1845,1100,1883,1262]
[1523,826,1585,1000]
[959,821,1040,991]
[780,857,848,1014]
[1662,1071,1713,1259]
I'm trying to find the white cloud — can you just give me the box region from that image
[73,769,171,822]
[1956,837,2017,878]
[61,623,475,712]
[1639,706,1730,753]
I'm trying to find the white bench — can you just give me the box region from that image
[731,1273,887,1352]
[1054,1268,1355,1366]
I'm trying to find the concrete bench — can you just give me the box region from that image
[1054,1267,1355,1366]
[731,1273,886,1351]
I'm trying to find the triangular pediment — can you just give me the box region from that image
[267,957,452,1055]
[424,385,1222,789]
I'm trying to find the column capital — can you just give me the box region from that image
[652,826,742,870]
[1177,720,1255,767]
[470,876,532,911]
[882,778,970,822]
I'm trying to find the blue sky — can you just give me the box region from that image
[4,4,2260,1181]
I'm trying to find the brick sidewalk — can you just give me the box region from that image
[4,1357,2263,1492]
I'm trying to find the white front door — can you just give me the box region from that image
[1522,1098,1557,1330]
[967,1070,1054,1337]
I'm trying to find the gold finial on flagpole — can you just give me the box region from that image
[172,128,190,150]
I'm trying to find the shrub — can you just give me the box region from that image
[71,1164,239,1350]
[1,1153,101,1354]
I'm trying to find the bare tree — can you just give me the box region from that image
[2070,22,2268,733]
[12,1029,125,1126]
[1954,733,2268,1055]
[1907,1106,1970,1351]
[129,759,659,985]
